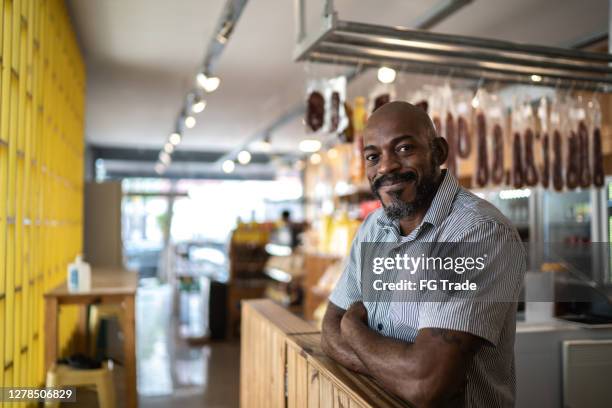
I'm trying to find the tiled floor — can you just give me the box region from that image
[137,281,240,408]
[70,280,240,407]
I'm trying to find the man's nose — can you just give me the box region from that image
[377,152,401,175]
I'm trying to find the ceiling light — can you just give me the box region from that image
[377,66,396,84]
[203,76,220,93]
[155,163,166,175]
[196,72,208,88]
[327,148,338,159]
[192,99,206,113]
[159,151,172,165]
[309,153,322,165]
[251,135,271,152]
[197,72,221,92]
[184,115,196,129]
[163,143,174,154]
[237,150,252,165]
[299,139,322,153]
[471,95,480,109]
[169,132,182,145]
[222,159,235,173]
[530,74,542,82]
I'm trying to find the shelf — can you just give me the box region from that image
[294,14,612,91]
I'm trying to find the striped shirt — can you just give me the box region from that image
[329,170,526,407]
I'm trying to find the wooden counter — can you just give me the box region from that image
[241,299,409,408]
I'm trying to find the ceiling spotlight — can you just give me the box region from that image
[196,72,221,93]
[309,153,322,165]
[203,76,220,93]
[530,74,542,82]
[169,132,182,145]
[327,148,338,159]
[155,163,166,175]
[163,143,174,154]
[299,139,322,153]
[159,151,172,165]
[377,66,396,84]
[237,150,252,165]
[192,99,206,113]
[222,159,235,174]
[184,115,196,129]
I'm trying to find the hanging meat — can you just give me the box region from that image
[577,121,591,188]
[329,91,341,132]
[491,124,504,185]
[512,131,525,189]
[565,130,580,190]
[552,130,564,191]
[593,127,604,188]
[540,132,550,188]
[373,93,391,113]
[306,91,325,132]
[457,116,471,159]
[445,112,457,176]
[524,129,538,186]
[475,113,489,187]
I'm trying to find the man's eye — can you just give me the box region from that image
[397,145,414,153]
[365,153,379,162]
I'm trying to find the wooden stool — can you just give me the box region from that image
[45,362,116,408]
[89,304,125,357]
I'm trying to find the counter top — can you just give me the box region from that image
[44,268,138,298]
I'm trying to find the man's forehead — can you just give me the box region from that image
[364,101,434,143]
[364,113,430,143]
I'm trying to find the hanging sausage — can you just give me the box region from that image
[588,96,604,188]
[537,98,550,188]
[593,127,604,187]
[475,113,489,187]
[306,90,325,132]
[491,124,505,185]
[445,112,457,176]
[550,96,564,191]
[565,130,580,190]
[524,128,538,186]
[457,116,471,159]
[578,120,591,188]
[552,130,564,191]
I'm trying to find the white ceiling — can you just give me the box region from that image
[67,0,610,154]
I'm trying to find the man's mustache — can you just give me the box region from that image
[371,171,417,193]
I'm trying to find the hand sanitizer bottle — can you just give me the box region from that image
[67,257,80,292]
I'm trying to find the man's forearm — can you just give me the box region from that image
[320,303,369,374]
[341,317,424,404]
[321,329,369,374]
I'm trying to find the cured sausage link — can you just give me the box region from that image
[578,121,591,188]
[475,113,489,187]
[524,128,538,186]
[593,127,604,188]
[491,124,504,185]
[552,130,564,191]
[512,131,525,188]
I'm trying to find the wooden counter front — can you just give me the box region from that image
[241,299,409,408]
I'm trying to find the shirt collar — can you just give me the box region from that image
[376,170,459,230]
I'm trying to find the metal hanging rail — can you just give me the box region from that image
[293,2,612,92]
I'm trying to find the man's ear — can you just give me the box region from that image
[432,137,449,166]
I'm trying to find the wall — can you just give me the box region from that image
[0,0,85,395]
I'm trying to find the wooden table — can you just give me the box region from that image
[44,268,138,408]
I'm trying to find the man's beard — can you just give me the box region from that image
[371,165,438,221]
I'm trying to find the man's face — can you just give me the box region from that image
[364,107,440,220]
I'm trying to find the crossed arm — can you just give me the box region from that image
[321,302,483,407]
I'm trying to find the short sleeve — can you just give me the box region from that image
[328,211,382,310]
[328,232,362,310]
[417,222,526,346]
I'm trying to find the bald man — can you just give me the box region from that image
[321,102,525,407]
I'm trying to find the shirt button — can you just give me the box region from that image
[377,323,384,331]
